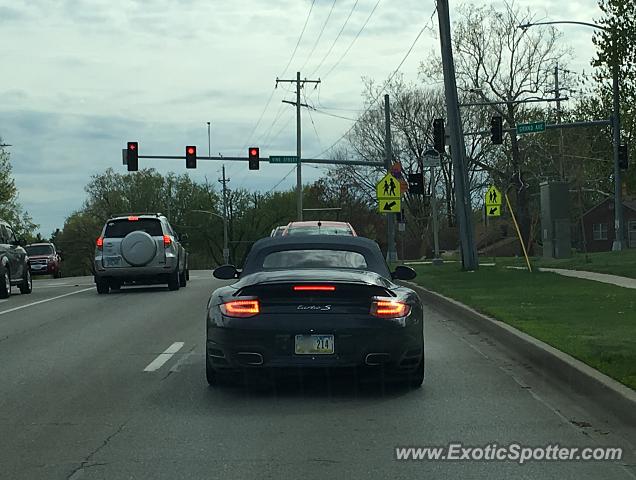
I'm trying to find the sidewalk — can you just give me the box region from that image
[537,267,636,289]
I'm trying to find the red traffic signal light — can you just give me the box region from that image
[186,145,197,169]
[248,147,260,170]
[127,142,138,171]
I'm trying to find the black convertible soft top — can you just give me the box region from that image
[241,235,391,278]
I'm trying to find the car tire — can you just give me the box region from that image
[167,268,180,291]
[96,278,110,294]
[54,270,62,279]
[179,269,187,288]
[110,280,122,291]
[185,269,190,281]
[206,357,217,386]
[19,268,33,295]
[0,266,10,299]
[408,357,425,389]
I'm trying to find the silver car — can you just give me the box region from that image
[94,213,188,294]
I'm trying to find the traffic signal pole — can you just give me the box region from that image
[276,72,321,221]
[611,64,624,251]
[384,94,398,263]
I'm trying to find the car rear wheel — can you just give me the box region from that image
[407,357,424,388]
[19,268,33,294]
[179,269,187,288]
[54,270,62,279]
[167,268,180,291]
[96,278,110,294]
[0,267,10,299]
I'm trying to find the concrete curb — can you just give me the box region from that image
[406,282,636,427]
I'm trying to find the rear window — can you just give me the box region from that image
[262,249,367,269]
[287,227,352,235]
[25,245,54,256]
[104,219,163,238]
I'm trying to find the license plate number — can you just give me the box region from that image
[294,335,334,355]
[103,256,121,267]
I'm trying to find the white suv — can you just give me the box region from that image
[94,213,188,294]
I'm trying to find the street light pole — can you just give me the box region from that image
[193,209,229,265]
[519,20,624,250]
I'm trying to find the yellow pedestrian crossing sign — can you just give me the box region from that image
[376,173,401,200]
[486,205,501,217]
[379,199,401,213]
[376,173,401,214]
[485,185,502,217]
[485,185,502,206]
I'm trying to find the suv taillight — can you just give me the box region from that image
[163,234,172,247]
[96,237,104,250]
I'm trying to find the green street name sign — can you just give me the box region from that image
[269,155,299,164]
[516,121,546,134]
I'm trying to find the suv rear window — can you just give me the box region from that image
[104,219,163,238]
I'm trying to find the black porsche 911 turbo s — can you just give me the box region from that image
[206,235,424,387]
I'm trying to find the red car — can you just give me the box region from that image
[282,221,357,236]
[25,243,62,278]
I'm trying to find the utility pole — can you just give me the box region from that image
[384,94,398,262]
[277,72,321,221]
[218,165,230,264]
[430,165,441,262]
[437,0,478,270]
[611,64,624,251]
[555,64,566,179]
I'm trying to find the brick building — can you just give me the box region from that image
[581,198,636,252]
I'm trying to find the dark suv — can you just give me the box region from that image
[0,220,33,298]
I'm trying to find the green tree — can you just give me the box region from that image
[0,142,38,239]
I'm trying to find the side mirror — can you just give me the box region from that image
[391,265,417,281]
[213,264,239,280]
[179,233,189,242]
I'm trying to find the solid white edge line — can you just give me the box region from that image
[143,342,185,372]
[0,287,95,316]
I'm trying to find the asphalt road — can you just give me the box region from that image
[0,272,634,480]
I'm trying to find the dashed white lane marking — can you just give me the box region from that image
[0,288,94,316]
[143,342,185,372]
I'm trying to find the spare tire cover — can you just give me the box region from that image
[120,231,158,266]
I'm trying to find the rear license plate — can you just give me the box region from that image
[103,256,121,267]
[294,335,334,355]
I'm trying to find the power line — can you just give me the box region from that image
[280,0,317,78]
[321,0,382,80]
[311,21,431,159]
[266,166,297,194]
[308,0,360,77]
[300,0,338,72]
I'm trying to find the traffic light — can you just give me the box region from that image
[433,119,445,153]
[491,116,503,145]
[127,142,138,171]
[408,172,424,195]
[248,147,260,170]
[618,144,629,170]
[186,145,197,169]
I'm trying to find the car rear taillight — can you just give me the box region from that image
[220,299,260,318]
[293,285,336,292]
[370,298,410,318]
[96,237,104,250]
[163,234,172,247]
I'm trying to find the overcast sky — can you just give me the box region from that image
[0,0,600,236]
